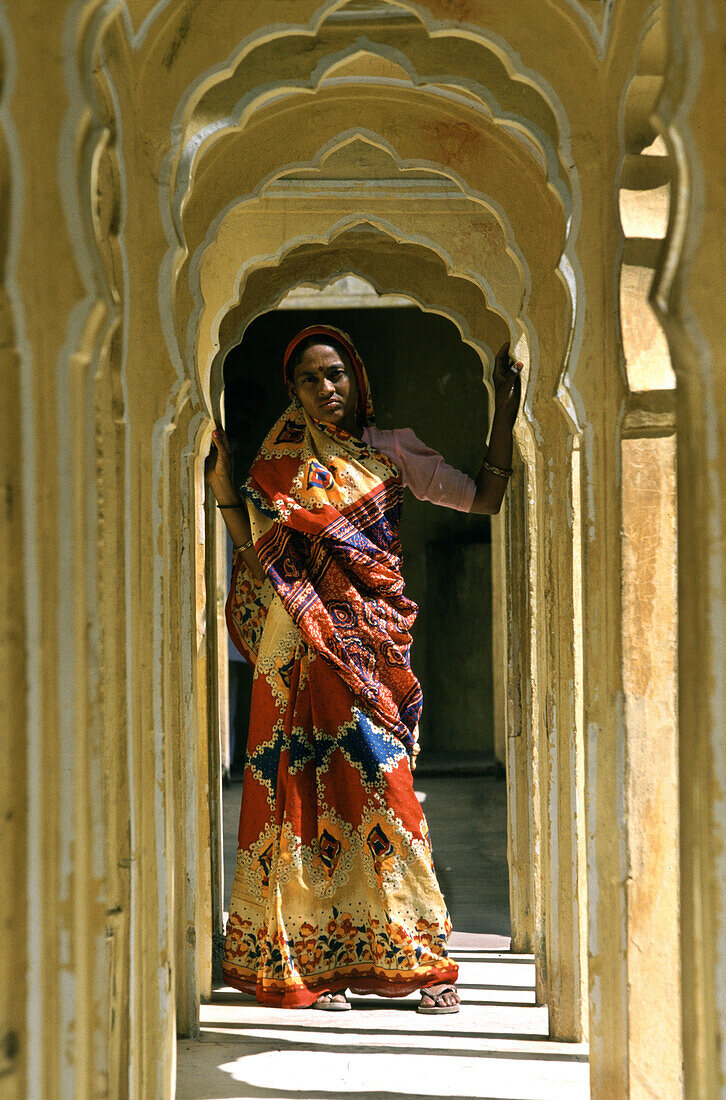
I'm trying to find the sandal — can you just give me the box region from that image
[417,983,461,1014]
[312,991,351,1011]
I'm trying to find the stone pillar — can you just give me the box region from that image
[1,4,111,1096]
[0,215,27,1100]
[541,435,589,1043]
[491,514,508,766]
[621,429,681,1096]
[655,2,726,1093]
[502,456,541,958]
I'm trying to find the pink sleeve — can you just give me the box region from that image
[390,428,476,512]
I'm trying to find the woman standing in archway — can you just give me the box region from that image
[205,324,521,1012]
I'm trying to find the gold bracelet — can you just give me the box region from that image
[233,537,254,554]
[482,458,513,478]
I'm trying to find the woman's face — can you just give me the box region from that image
[289,343,359,432]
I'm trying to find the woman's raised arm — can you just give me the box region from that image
[469,342,523,515]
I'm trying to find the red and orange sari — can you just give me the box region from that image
[222,326,458,1007]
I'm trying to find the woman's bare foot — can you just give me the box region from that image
[312,990,350,1011]
[417,983,461,1014]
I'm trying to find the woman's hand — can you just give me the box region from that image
[205,425,239,505]
[204,424,264,579]
[492,341,523,426]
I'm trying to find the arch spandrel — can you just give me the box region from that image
[121,0,173,41]
[320,50,413,81]
[603,0,668,92]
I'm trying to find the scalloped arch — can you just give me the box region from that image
[168,12,573,232]
[146,0,582,455]
[204,223,546,510]
[169,94,567,367]
[192,193,529,411]
[200,220,533,418]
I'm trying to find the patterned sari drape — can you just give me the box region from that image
[223,336,458,1007]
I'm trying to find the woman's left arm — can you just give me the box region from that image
[469,341,523,515]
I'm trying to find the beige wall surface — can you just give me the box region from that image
[655,3,726,1095]
[622,433,681,1097]
[1,1,724,1097]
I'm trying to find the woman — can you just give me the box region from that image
[205,324,522,1012]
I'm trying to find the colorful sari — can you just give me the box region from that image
[222,325,458,1007]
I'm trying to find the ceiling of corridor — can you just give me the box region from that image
[86,0,669,423]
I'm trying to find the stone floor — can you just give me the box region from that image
[176,770,589,1099]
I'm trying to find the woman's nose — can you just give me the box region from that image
[318,376,334,395]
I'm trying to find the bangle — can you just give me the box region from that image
[233,537,254,554]
[482,458,513,478]
[217,502,241,509]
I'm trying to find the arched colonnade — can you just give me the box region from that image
[2,1,723,1097]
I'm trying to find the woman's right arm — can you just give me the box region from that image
[204,426,265,581]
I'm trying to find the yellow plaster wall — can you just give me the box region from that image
[622,434,681,1096]
[0,98,26,1100]
[654,1,726,1094]
[3,1,724,1097]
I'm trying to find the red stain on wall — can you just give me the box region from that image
[471,219,498,246]
[432,0,477,22]
[426,118,480,165]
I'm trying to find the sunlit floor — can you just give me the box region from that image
[176,768,589,1099]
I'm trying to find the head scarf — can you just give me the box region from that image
[282,323,375,428]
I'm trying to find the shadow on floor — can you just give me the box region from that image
[178,950,588,1098]
[178,769,588,1099]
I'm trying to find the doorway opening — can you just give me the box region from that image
[217,299,510,949]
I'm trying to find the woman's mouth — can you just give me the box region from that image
[319,397,342,410]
